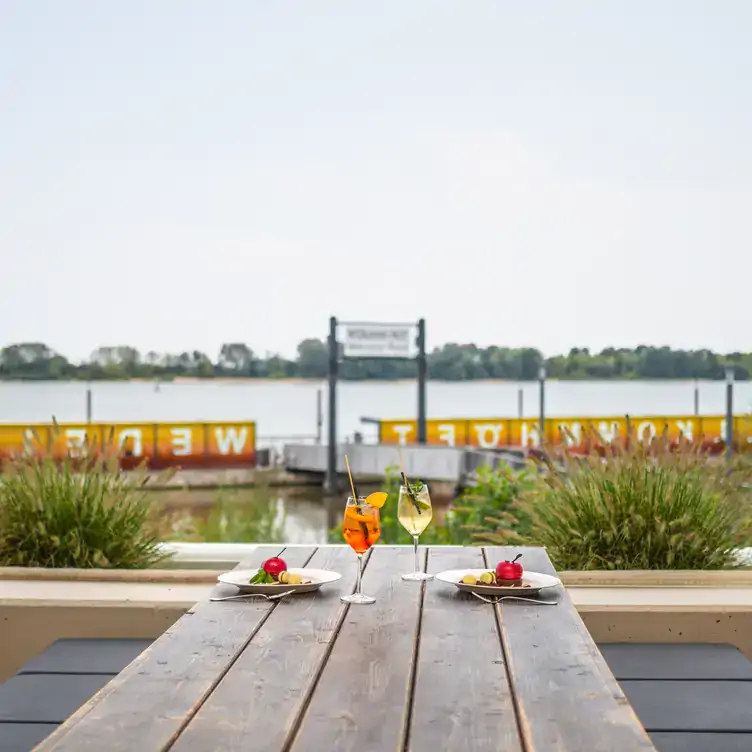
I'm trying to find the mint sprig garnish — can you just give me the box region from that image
[250,568,275,584]
[401,472,423,514]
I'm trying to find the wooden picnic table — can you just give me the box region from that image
[36,545,655,751]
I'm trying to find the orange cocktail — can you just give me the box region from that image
[340,496,381,605]
[342,504,381,554]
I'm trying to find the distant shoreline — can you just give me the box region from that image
[0,376,744,385]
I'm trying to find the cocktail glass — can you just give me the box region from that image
[398,483,434,581]
[341,496,381,605]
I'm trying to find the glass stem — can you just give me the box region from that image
[413,535,420,574]
[355,554,363,595]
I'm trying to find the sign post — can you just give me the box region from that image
[323,318,426,498]
[325,316,338,495]
[726,366,734,459]
[416,318,427,444]
[538,365,546,443]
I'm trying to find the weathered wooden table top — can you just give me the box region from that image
[37,545,655,751]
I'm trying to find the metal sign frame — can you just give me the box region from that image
[325,316,426,493]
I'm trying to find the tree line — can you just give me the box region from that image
[0,341,749,381]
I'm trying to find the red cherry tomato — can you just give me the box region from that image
[262,557,287,576]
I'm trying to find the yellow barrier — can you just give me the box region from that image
[380,415,752,449]
[0,422,256,468]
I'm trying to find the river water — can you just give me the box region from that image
[1,379,749,442]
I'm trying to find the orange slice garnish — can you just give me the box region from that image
[365,491,388,508]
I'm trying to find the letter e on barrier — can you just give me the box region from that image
[438,423,456,446]
[171,428,192,456]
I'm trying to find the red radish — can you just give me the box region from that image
[262,557,287,577]
[495,554,523,582]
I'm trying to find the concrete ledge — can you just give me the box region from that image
[0,567,219,583]
[0,579,212,607]
[562,570,752,588]
[583,611,752,663]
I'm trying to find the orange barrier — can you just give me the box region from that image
[0,422,256,469]
[379,415,752,450]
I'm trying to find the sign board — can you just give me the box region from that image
[339,322,418,359]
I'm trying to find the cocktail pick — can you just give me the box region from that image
[345,454,369,540]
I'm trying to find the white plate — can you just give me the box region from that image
[435,569,561,596]
[217,568,342,595]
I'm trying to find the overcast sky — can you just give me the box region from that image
[1,1,750,362]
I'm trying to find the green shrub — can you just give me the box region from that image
[446,463,536,545]
[478,429,752,570]
[0,435,170,568]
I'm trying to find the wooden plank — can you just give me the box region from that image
[35,546,317,752]
[171,545,362,752]
[288,546,424,752]
[484,546,656,751]
[408,547,522,752]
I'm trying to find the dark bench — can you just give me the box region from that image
[600,643,752,752]
[0,638,152,752]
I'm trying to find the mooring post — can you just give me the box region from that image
[417,318,427,444]
[324,317,339,497]
[725,367,734,459]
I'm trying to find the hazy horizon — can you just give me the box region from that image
[2,1,751,361]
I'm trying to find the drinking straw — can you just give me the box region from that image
[344,454,369,539]
[344,454,358,502]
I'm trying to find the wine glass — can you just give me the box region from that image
[398,482,434,581]
[340,496,381,604]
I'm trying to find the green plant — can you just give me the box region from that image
[161,487,285,543]
[0,433,171,568]
[478,429,752,570]
[446,463,536,545]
